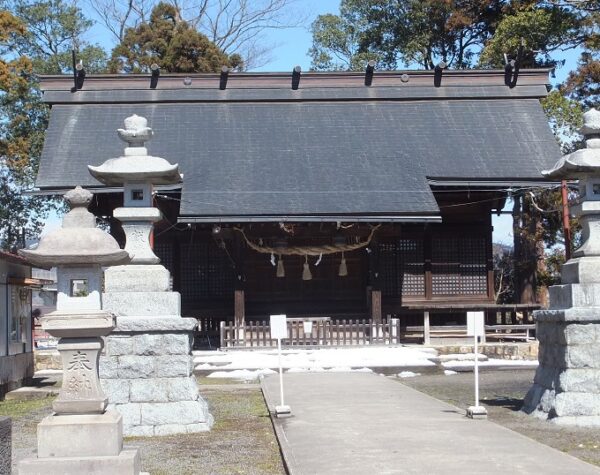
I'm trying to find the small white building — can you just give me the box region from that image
[0,251,35,397]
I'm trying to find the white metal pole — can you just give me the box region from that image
[474,334,479,407]
[278,338,285,407]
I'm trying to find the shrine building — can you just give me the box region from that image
[33,68,561,342]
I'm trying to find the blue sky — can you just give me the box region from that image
[84,0,579,83]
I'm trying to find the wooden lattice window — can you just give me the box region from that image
[379,239,425,298]
[154,242,174,275]
[431,236,487,296]
[180,241,234,301]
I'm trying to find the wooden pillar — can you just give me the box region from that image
[234,289,245,346]
[368,237,382,323]
[423,311,431,345]
[424,229,433,300]
[371,290,382,323]
[234,289,245,327]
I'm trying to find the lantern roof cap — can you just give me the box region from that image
[88,114,181,186]
[543,108,600,180]
[19,186,130,267]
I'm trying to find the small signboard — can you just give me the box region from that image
[467,311,485,337]
[270,314,288,340]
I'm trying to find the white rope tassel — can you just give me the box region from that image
[270,253,276,266]
[338,252,348,277]
[276,255,285,278]
[315,253,323,266]
[302,255,312,281]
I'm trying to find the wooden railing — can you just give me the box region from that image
[219,318,401,348]
[402,324,536,343]
[197,316,222,335]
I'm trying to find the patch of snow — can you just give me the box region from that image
[398,371,421,378]
[206,368,276,381]
[442,359,538,368]
[444,370,458,376]
[194,363,215,370]
[285,366,373,374]
[437,353,487,362]
[194,346,437,372]
[286,367,326,373]
[328,366,373,373]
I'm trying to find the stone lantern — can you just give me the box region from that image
[17,187,142,474]
[89,114,180,267]
[88,115,212,436]
[524,108,600,425]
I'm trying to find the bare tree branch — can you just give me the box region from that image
[87,0,306,68]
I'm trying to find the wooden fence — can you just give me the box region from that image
[219,318,401,348]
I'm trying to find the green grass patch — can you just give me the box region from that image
[196,376,256,386]
[207,389,269,431]
[0,397,54,418]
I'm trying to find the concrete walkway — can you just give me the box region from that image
[261,373,600,475]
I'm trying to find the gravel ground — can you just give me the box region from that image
[398,369,600,468]
[2,380,285,475]
[5,369,600,473]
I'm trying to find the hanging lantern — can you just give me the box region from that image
[302,255,312,281]
[276,255,285,278]
[338,252,348,277]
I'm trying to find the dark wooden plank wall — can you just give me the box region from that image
[98,189,501,320]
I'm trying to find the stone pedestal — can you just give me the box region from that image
[523,291,600,425]
[101,267,213,436]
[18,311,143,474]
[114,208,161,265]
[523,108,600,426]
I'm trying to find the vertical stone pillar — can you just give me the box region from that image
[524,109,600,425]
[89,115,213,436]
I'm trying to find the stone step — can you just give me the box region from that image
[5,371,62,400]
[5,386,59,400]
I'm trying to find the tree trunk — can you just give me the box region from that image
[513,195,538,304]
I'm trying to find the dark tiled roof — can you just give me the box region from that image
[36,68,561,220]
[36,98,560,219]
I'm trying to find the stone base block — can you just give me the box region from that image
[18,448,141,475]
[106,333,192,357]
[275,405,292,418]
[113,316,197,333]
[128,421,213,437]
[99,320,213,436]
[535,307,600,324]
[105,265,171,292]
[111,399,214,436]
[549,284,600,310]
[101,355,193,379]
[562,257,600,285]
[52,396,109,415]
[38,410,122,458]
[524,377,600,422]
[466,405,488,419]
[551,415,600,427]
[102,292,181,317]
